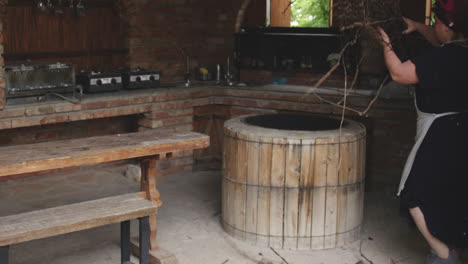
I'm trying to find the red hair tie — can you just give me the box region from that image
[439,0,455,12]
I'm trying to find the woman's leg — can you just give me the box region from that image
[409,207,450,258]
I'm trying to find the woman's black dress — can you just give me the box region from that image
[400,43,468,248]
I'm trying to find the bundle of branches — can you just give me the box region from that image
[306,0,424,116]
[235,0,427,117]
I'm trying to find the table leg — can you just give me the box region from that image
[121,221,131,263]
[131,156,178,264]
[140,157,161,250]
[0,245,8,264]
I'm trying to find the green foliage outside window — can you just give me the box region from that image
[291,0,329,28]
[430,0,436,26]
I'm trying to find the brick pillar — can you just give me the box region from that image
[0,0,6,110]
[138,108,194,133]
[138,107,195,176]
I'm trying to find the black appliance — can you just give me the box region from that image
[235,27,358,72]
[122,68,161,90]
[76,71,123,93]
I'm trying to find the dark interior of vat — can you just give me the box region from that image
[243,114,344,131]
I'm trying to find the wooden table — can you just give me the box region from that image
[0,130,209,264]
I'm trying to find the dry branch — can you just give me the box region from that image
[235,0,252,33]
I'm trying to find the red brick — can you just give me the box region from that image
[35,131,59,140]
[53,103,80,113]
[162,116,192,126]
[40,114,70,125]
[0,119,11,129]
[108,99,131,108]
[82,101,110,110]
[69,111,95,122]
[91,109,117,119]
[145,108,193,119]
[229,106,275,116]
[11,116,43,128]
[138,118,163,129]
[193,105,230,116]
[0,136,12,146]
[10,133,36,145]
[190,89,213,98]
[128,95,154,105]
[24,105,56,116]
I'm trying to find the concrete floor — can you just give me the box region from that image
[0,165,463,264]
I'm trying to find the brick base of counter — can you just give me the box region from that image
[0,87,416,189]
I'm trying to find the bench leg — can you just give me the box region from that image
[140,158,162,250]
[0,245,9,264]
[139,216,150,264]
[121,221,131,264]
[135,157,177,264]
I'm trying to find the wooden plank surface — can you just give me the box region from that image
[311,138,328,249]
[256,142,272,246]
[283,141,301,249]
[0,130,209,177]
[0,193,157,247]
[324,142,339,248]
[297,139,314,249]
[269,141,286,248]
[233,138,248,240]
[245,141,260,243]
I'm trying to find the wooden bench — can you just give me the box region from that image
[0,130,209,264]
[0,193,155,264]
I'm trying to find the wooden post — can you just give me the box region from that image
[270,0,291,27]
[425,0,432,25]
[140,156,162,251]
[135,155,179,264]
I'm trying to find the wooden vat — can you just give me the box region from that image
[222,114,366,250]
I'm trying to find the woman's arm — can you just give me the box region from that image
[403,17,441,47]
[378,27,419,85]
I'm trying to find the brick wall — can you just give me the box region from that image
[127,0,242,84]
[0,0,6,110]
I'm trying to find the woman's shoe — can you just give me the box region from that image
[426,250,462,264]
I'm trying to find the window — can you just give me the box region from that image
[267,0,332,27]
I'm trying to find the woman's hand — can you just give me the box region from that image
[402,17,418,34]
[374,27,392,48]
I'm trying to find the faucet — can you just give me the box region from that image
[184,55,190,87]
[225,56,234,86]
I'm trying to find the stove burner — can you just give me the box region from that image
[76,71,123,93]
[122,68,160,90]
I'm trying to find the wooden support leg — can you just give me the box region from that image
[121,221,131,264]
[131,156,178,264]
[0,245,9,264]
[140,157,162,250]
[139,216,150,264]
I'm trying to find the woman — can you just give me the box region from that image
[377,0,468,263]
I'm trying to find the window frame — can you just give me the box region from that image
[267,0,333,28]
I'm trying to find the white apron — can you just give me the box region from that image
[397,99,458,195]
